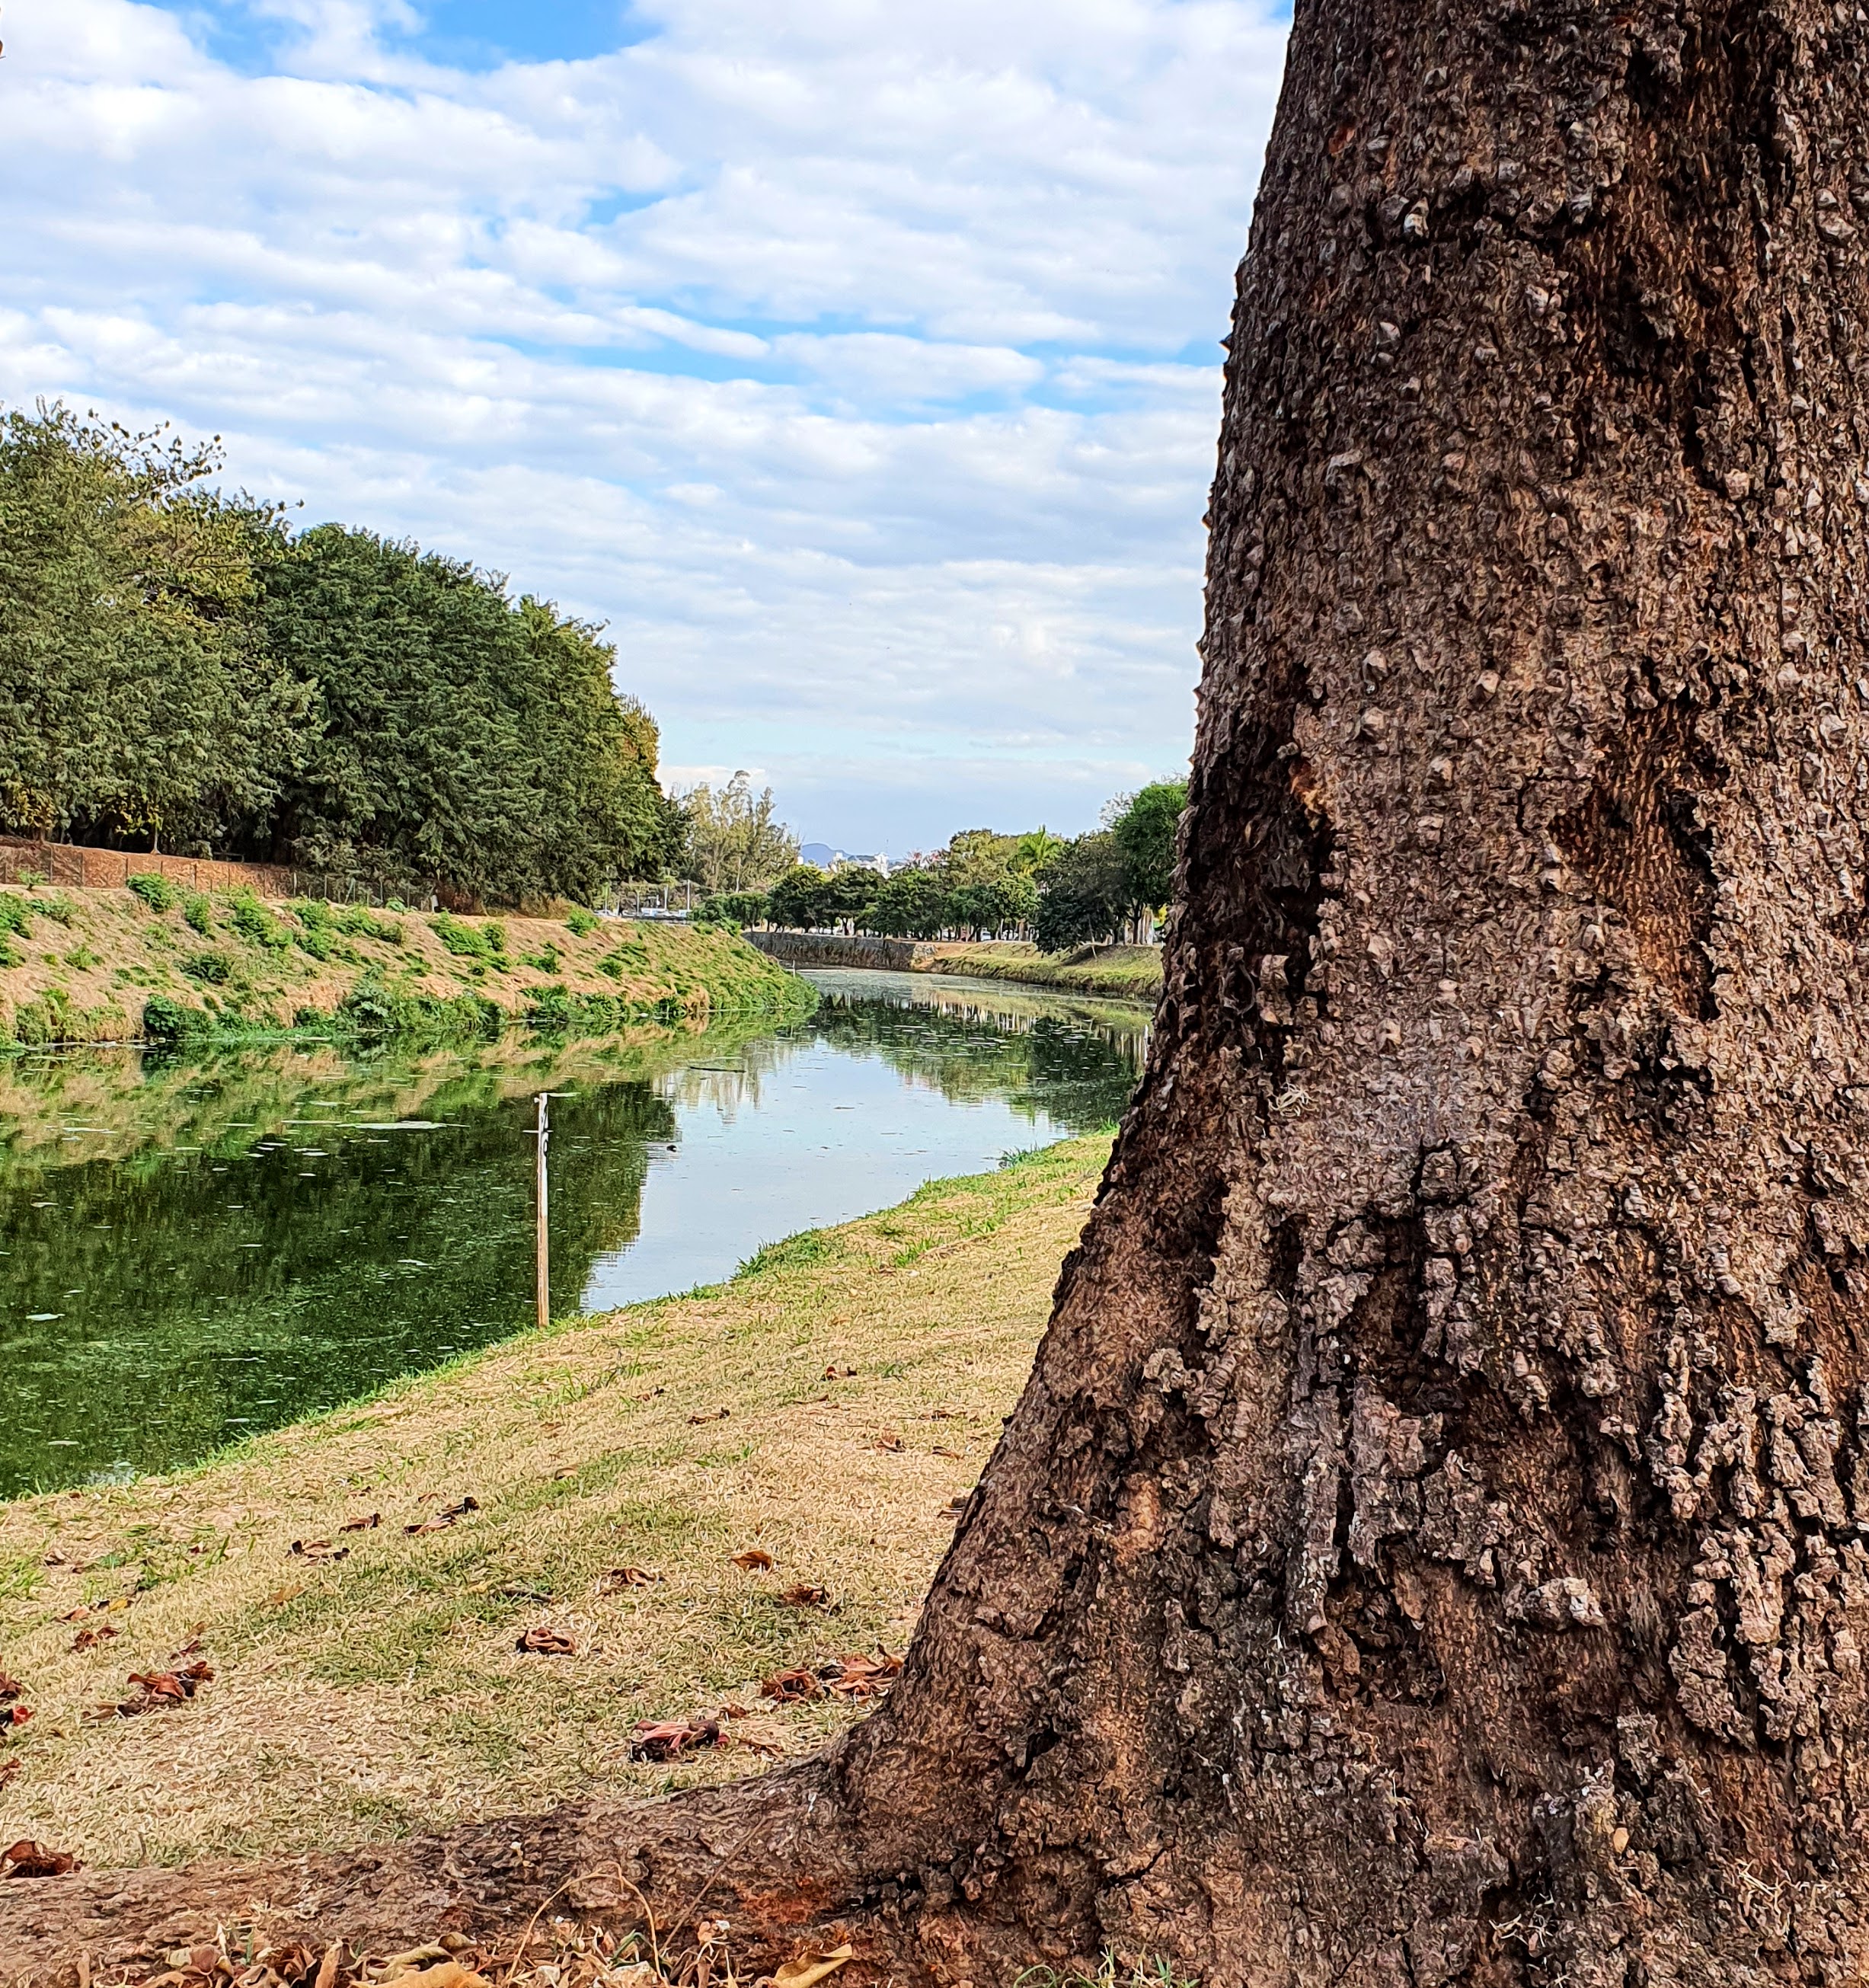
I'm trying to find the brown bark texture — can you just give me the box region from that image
[11,1,1869,1982]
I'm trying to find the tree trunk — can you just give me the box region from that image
[11,2,1869,1983]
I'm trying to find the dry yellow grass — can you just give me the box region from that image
[0,1134,1107,1871]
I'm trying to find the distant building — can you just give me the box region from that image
[800,842,889,876]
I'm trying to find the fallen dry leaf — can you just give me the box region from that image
[69,1625,119,1653]
[96,1660,213,1720]
[731,1548,775,1572]
[825,1651,903,1700]
[0,1673,18,1703]
[597,1566,660,1593]
[688,1407,730,1424]
[778,1584,831,1609]
[1,1839,78,1880]
[266,1583,306,1608]
[771,1944,854,1988]
[759,1667,822,1705]
[516,1625,577,1657]
[874,1432,905,1453]
[932,1445,963,1459]
[340,1511,382,1532]
[822,1365,855,1379]
[4,1708,31,1729]
[380,1964,491,1988]
[628,1716,724,1761]
[289,1539,350,1562]
[406,1494,480,1535]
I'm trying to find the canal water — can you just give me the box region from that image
[0,970,1149,1497]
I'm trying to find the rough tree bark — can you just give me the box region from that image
[11,1,1869,1982]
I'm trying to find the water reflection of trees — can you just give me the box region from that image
[651,976,1146,1134]
[0,1019,788,1497]
[0,983,1144,1496]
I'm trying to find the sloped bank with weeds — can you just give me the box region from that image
[0,882,809,1051]
[0,1134,1115,1985]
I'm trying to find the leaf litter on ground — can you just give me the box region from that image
[406,1494,479,1536]
[91,1659,213,1721]
[516,1625,577,1656]
[59,1919,858,1988]
[1,1839,78,1878]
[759,1652,900,1705]
[729,1549,773,1572]
[596,1567,660,1593]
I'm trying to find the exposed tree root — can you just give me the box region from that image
[0,1758,897,1988]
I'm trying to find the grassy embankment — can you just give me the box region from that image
[921,940,1163,1002]
[0,1133,1108,1869]
[0,883,805,1048]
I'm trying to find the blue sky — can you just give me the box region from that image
[2,0,1291,855]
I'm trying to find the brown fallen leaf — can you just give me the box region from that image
[731,1547,775,1572]
[69,1625,119,1654]
[380,1964,491,1988]
[932,1445,963,1459]
[759,1667,822,1705]
[0,1673,18,1703]
[874,1431,905,1453]
[628,1716,724,1761]
[825,1651,903,1700]
[340,1511,382,1532]
[822,1365,855,1379]
[688,1407,730,1424]
[4,1708,30,1729]
[778,1584,831,1609]
[516,1625,577,1656]
[597,1566,660,1593]
[772,1944,855,1988]
[170,1629,206,1660]
[266,1583,306,1608]
[97,1660,213,1720]
[289,1539,349,1562]
[405,1493,479,1536]
[1,1839,78,1880]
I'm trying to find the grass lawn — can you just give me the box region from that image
[0,1134,1108,1873]
[924,942,1162,1002]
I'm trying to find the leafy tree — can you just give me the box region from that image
[0,404,305,852]
[822,865,882,932]
[1108,779,1187,912]
[764,863,832,930]
[947,874,1037,939]
[1033,830,1133,952]
[0,403,674,904]
[1012,827,1065,877]
[677,772,799,893]
[864,866,948,938]
[696,889,771,928]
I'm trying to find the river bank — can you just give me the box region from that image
[746,928,1164,1001]
[0,1132,1107,1885]
[0,884,806,1048]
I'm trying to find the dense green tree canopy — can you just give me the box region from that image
[0,403,673,903]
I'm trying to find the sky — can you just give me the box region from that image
[1,0,1292,856]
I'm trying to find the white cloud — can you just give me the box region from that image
[0,0,1289,848]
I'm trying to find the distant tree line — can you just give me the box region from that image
[0,403,676,904]
[700,784,1188,951]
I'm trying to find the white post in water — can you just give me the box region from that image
[534,1091,551,1334]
